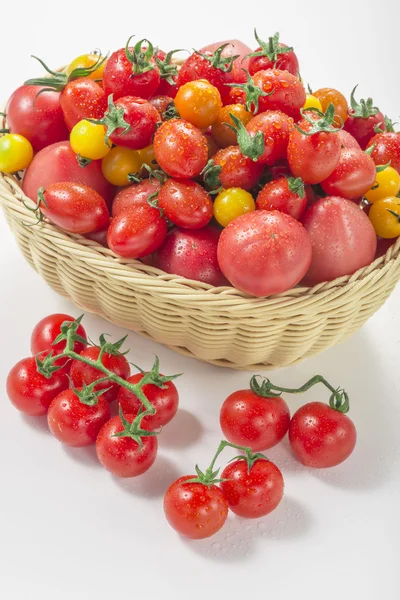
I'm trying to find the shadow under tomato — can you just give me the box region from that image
[112,454,180,499]
[21,413,51,435]
[159,409,204,449]
[62,444,102,469]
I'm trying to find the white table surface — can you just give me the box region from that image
[1,2,399,598]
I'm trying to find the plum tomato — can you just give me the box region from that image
[0,134,33,173]
[337,129,361,150]
[314,87,349,128]
[112,179,161,217]
[31,313,87,369]
[344,86,385,149]
[321,148,376,200]
[70,120,110,160]
[107,204,168,258]
[252,69,306,119]
[248,31,299,77]
[369,197,400,238]
[245,110,294,166]
[101,146,142,187]
[366,132,400,173]
[213,146,264,190]
[174,80,222,129]
[213,187,255,227]
[365,166,400,203]
[153,119,208,178]
[256,176,307,220]
[158,179,213,229]
[211,104,253,148]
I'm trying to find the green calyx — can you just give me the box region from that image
[154,49,185,84]
[98,332,129,357]
[52,314,87,348]
[287,176,305,198]
[296,103,341,136]
[226,112,264,161]
[349,85,380,119]
[125,36,156,75]
[374,115,397,134]
[35,351,66,379]
[387,209,400,224]
[127,164,167,185]
[70,378,112,407]
[24,54,107,91]
[89,94,130,143]
[201,159,222,192]
[365,141,376,156]
[375,161,391,173]
[113,406,158,449]
[21,186,47,226]
[132,355,182,389]
[163,101,180,120]
[248,30,294,64]
[77,155,92,168]
[194,43,239,73]
[225,69,271,114]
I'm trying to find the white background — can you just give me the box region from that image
[1,1,400,598]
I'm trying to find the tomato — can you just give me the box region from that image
[70,120,110,160]
[154,227,227,286]
[175,80,222,129]
[117,373,179,429]
[7,355,69,416]
[213,187,255,227]
[101,146,142,187]
[137,145,156,170]
[218,210,311,296]
[47,388,111,447]
[365,166,400,203]
[337,129,361,150]
[213,146,264,190]
[220,387,290,451]
[257,176,307,220]
[6,85,69,151]
[302,196,377,285]
[211,104,253,148]
[39,182,109,234]
[100,96,160,150]
[369,197,400,238]
[60,79,107,131]
[205,132,219,158]
[31,313,87,370]
[0,134,33,173]
[321,149,376,200]
[107,204,167,258]
[289,402,357,468]
[22,141,115,206]
[85,226,110,247]
[199,39,252,79]
[344,87,385,149]
[149,95,175,118]
[96,414,158,477]
[303,94,322,112]
[248,31,299,77]
[112,179,161,217]
[252,69,306,119]
[66,53,107,82]
[314,88,348,127]
[158,179,213,229]
[154,119,208,178]
[367,132,400,173]
[220,458,284,518]
[246,110,294,165]
[164,476,228,539]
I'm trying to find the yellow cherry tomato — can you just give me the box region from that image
[70,120,111,160]
[101,146,142,186]
[303,94,323,112]
[175,80,222,129]
[211,104,253,148]
[66,53,107,81]
[0,134,33,173]
[213,188,255,227]
[365,166,400,203]
[369,197,400,238]
[138,145,157,169]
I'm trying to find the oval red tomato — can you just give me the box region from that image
[107,204,167,258]
[252,69,306,119]
[112,179,161,217]
[246,110,294,166]
[153,119,208,179]
[105,96,160,150]
[213,146,264,191]
[321,148,376,200]
[60,78,107,131]
[256,176,307,220]
[158,179,213,229]
[366,132,400,173]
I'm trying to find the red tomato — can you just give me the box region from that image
[39,182,110,234]
[158,179,213,229]
[60,78,107,131]
[344,88,385,149]
[96,414,158,477]
[31,313,87,370]
[164,476,228,539]
[289,402,357,468]
[149,95,175,117]
[154,119,208,178]
[117,373,179,429]
[217,210,312,296]
[366,132,400,173]
[70,345,130,403]
[104,96,160,150]
[48,388,111,447]
[22,141,115,206]
[246,110,294,165]
[103,44,160,101]
[252,69,306,119]
[6,85,69,152]
[112,179,161,217]
[220,388,290,451]
[257,176,307,220]
[107,205,167,258]
[302,196,377,285]
[337,129,361,150]
[321,149,376,200]
[220,458,284,518]
[248,32,299,77]
[154,227,227,286]
[213,146,264,190]
[199,39,252,79]
[6,355,69,416]
[85,227,110,246]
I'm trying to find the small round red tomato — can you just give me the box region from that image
[246,110,294,165]
[164,476,228,539]
[96,414,158,477]
[154,227,227,286]
[7,355,69,416]
[369,197,400,239]
[257,176,307,220]
[48,388,111,447]
[220,388,290,451]
[199,39,252,79]
[70,345,130,403]
[314,88,348,128]
[289,402,357,468]
[107,205,167,258]
[252,69,306,119]
[321,148,376,200]
[213,146,264,191]
[112,179,161,217]
[175,80,222,129]
[220,458,284,518]
[149,95,175,117]
[366,132,400,173]
[217,210,312,296]
[60,78,107,131]
[302,196,377,285]
[100,96,160,150]
[117,373,179,429]
[337,129,361,150]
[211,104,253,148]
[154,119,208,179]
[344,87,385,149]
[39,182,110,234]
[158,179,213,229]
[248,31,299,77]
[31,313,87,370]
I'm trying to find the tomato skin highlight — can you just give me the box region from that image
[60,78,107,131]
[107,96,161,150]
[366,132,400,173]
[164,476,228,539]
[158,179,213,229]
[112,179,161,217]
[256,176,307,221]
[154,119,208,179]
[103,47,160,101]
[289,402,357,468]
[321,149,376,200]
[252,69,306,119]
[246,110,294,166]
[107,205,167,258]
[213,146,264,191]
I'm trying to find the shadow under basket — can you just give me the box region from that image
[1,170,400,370]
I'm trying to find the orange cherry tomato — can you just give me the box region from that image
[174,79,222,129]
[314,88,348,128]
[211,104,253,148]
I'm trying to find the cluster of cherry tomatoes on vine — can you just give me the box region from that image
[1,31,400,296]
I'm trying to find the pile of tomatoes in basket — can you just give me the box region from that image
[1,32,400,296]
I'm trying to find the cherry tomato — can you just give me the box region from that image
[367,132,400,173]
[365,166,400,203]
[48,388,111,447]
[158,179,213,228]
[6,85,69,152]
[321,148,376,200]
[220,388,290,451]
[70,345,130,403]
[85,226,110,247]
[96,414,158,477]
[107,204,167,258]
[302,196,377,284]
[60,78,107,131]
[246,110,294,166]
[213,146,264,190]
[31,313,87,370]
[257,176,307,220]
[154,227,227,286]
[314,88,348,127]
[369,197,400,238]
[101,146,142,187]
[344,87,385,149]
[220,458,284,518]
[213,187,255,227]
[102,96,160,150]
[117,373,179,429]
[149,95,175,118]
[199,39,252,79]
[211,104,252,148]
[112,179,161,217]
[205,132,219,158]
[164,476,228,539]
[217,210,312,296]
[175,80,222,129]
[252,69,306,119]
[70,120,110,160]
[7,355,69,416]
[303,94,322,112]
[66,53,107,81]
[137,144,157,170]
[337,129,361,150]
[248,31,299,77]
[154,119,208,178]
[0,134,33,173]
[39,182,110,234]
[289,402,357,468]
